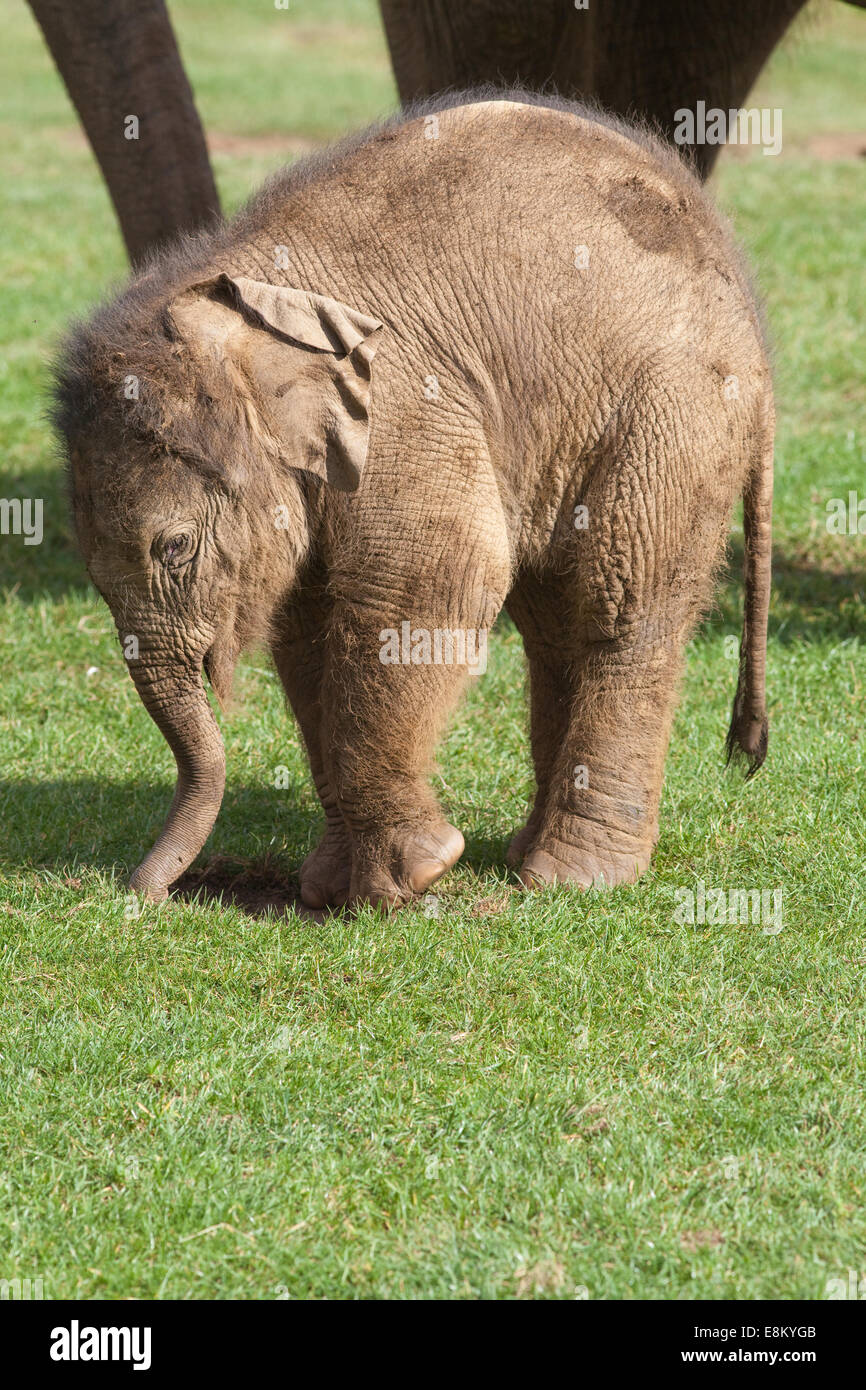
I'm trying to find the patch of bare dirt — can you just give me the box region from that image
[56,127,322,161]
[471,892,512,917]
[206,131,321,159]
[173,855,325,921]
[724,129,866,161]
[680,1229,725,1253]
[514,1260,566,1297]
[562,1102,611,1141]
[806,132,866,160]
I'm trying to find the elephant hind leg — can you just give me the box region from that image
[514,386,735,889]
[508,573,682,890]
[503,422,682,884]
[517,634,682,889]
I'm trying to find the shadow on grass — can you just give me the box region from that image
[701,543,865,644]
[173,855,326,922]
[460,831,514,875]
[0,775,516,917]
[0,777,325,919]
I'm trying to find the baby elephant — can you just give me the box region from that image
[53,92,773,908]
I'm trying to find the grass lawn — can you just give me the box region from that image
[0,0,864,1300]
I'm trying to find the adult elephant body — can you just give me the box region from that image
[380,0,866,177]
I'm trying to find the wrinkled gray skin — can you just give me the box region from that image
[56,95,773,909]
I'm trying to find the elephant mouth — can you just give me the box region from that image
[201,631,237,708]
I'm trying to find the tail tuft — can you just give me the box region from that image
[725,696,768,780]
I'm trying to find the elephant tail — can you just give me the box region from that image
[726,395,774,778]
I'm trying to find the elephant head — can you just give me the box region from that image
[56,271,382,900]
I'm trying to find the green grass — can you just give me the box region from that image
[1,0,865,1299]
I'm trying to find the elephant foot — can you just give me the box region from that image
[505,815,540,868]
[350,819,464,909]
[517,830,653,890]
[299,821,352,909]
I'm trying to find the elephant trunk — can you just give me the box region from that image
[127,662,225,901]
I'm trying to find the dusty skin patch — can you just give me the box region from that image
[606,174,694,256]
[439,97,658,169]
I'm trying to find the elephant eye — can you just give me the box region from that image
[158,530,197,569]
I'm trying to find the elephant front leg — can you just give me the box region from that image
[271,611,353,909]
[518,638,684,889]
[319,605,486,908]
[505,638,571,867]
[505,572,575,867]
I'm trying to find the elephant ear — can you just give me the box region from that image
[170,273,383,492]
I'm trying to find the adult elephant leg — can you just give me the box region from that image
[378,0,588,103]
[380,0,861,181]
[29,0,220,264]
[589,0,806,179]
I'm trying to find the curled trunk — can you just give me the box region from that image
[127,663,225,900]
